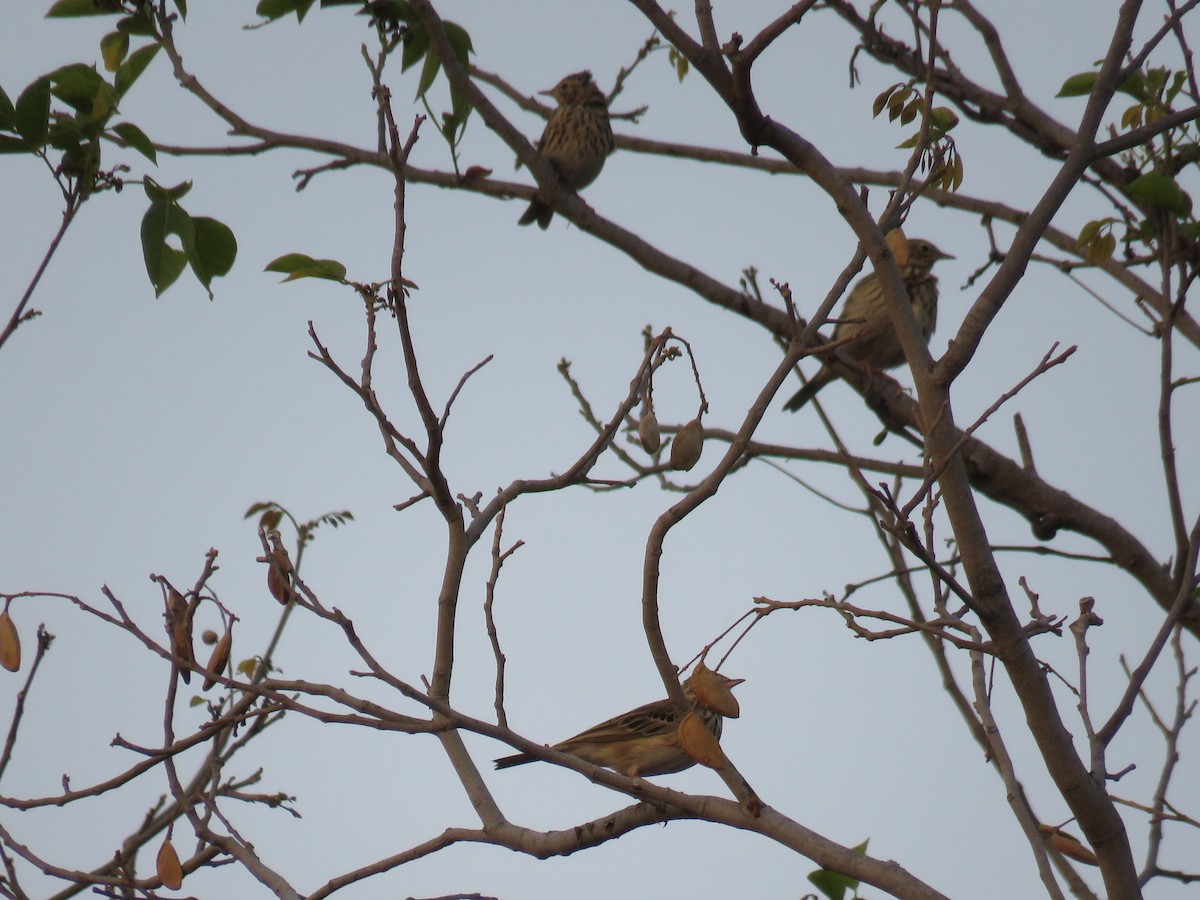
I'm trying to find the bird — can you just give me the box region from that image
[494,668,744,777]
[783,238,953,411]
[518,70,615,229]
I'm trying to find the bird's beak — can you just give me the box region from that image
[938,250,956,260]
[538,88,555,98]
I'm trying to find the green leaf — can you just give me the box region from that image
[1077,219,1102,245]
[173,0,187,20]
[872,84,898,118]
[116,8,156,35]
[48,64,109,118]
[142,177,192,203]
[256,0,316,22]
[0,85,15,131]
[115,43,160,97]
[673,52,688,83]
[1126,171,1192,215]
[265,253,348,282]
[1056,72,1097,98]
[46,0,122,16]
[100,31,130,72]
[807,839,868,900]
[929,106,959,132]
[14,79,50,145]
[46,116,86,151]
[1166,70,1187,105]
[400,23,429,72]
[189,216,238,292]
[0,135,30,154]
[141,198,196,296]
[443,21,474,65]
[351,0,416,24]
[415,45,440,99]
[112,121,156,163]
[808,868,856,900]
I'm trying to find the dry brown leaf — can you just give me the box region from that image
[156,837,184,889]
[885,228,910,266]
[165,589,194,684]
[686,662,744,717]
[638,412,661,454]
[266,550,294,605]
[677,712,724,768]
[669,418,704,471]
[202,628,232,691]
[1038,824,1098,866]
[461,165,493,183]
[0,609,20,673]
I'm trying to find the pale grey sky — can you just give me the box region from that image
[1,2,1197,898]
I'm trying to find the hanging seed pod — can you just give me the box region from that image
[638,411,661,454]
[156,836,184,889]
[669,418,704,471]
[0,609,20,673]
[685,662,744,718]
[1038,825,1098,866]
[266,550,294,605]
[201,629,219,646]
[677,711,724,769]
[202,628,232,691]
[165,589,194,684]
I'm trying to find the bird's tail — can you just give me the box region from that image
[494,752,534,770]
[518,199,553,229]
[783,368,834,411]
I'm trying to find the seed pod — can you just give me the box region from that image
[0,609,20,673]
[202,628,232,691]
[669,418,704,471]
[201,629,219,646]
[165,589,194,684]
[1038,825,1098,866]
[266,550,294,605]
[156,836,184,889]
[685,662,744,718]
[638,412,661,454]
[677,711,724,769]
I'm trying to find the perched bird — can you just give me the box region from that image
[783,238,953,411]
[518,70,615,229]
[494,668,744,777]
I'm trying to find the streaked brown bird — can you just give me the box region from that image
[783,238,953,411]
[494,668,744,777]
[518,70,614,229]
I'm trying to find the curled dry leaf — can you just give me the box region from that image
[0,609,20,673]
[669,418,704,471]
[266,550,295,605]
[686,662,744,717]
[166,589,194,684]
[156,836,184,890]
[638,411,661,453]
[461,165,493,183]
[885,228,910,266]
[202,628,232,691]
[677,711,724,769]
[1038,824,1098,866]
